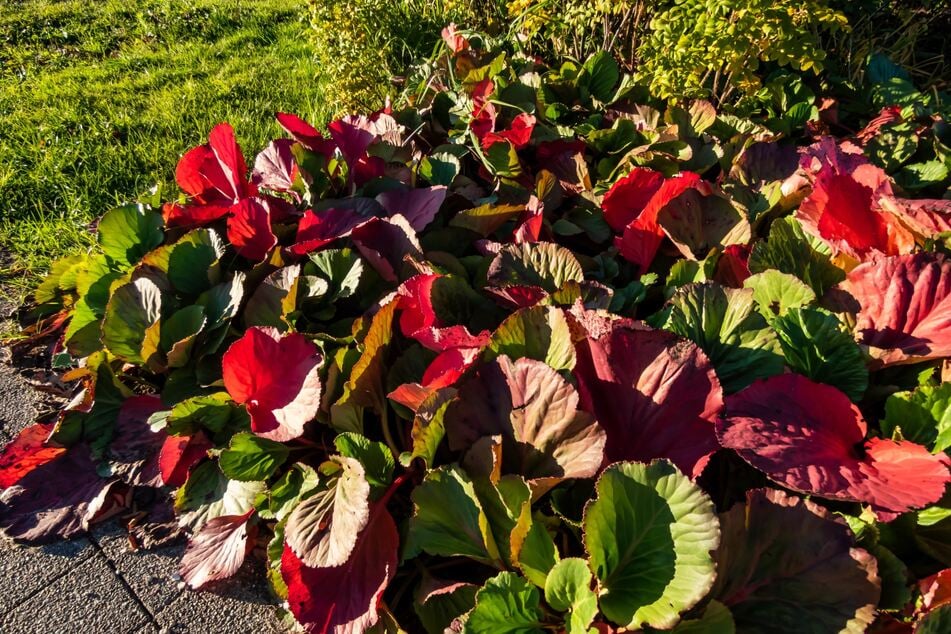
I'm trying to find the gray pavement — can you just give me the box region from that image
[0,362,288,633]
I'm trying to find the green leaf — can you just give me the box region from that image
[334,432,395,494]
[142,228,225,295]
[772,307,869,401]
[487,242,584,293]
[544,558,597,634]
[400,387,454,469]
[488,306,575,371]
[160,305,206,368]
[175,461,264,531]
[670,601,735,633]
[244,265,300,331]
[882,382,951,453]
[76,253,122,313]
[64,298,103,356]
[485,140,522,178]
[579,50,620,102]
[583,460,719,630]
[896,160,949,191]
[406,464,499,566]
[219,432,290,482]
[102,276,166,365]
[98,203,164,266]
[420,151,461,186]
[450,203,525,237]
[259,463,321,522]
[465,572,545,634]
[663,283,784,393]
[284,456,370,567]
[308,248,364,302]
[517,515,559,588]
[415,577,478,634]
[164,392,247,442]
[748,217,845,297]
[743,270,816,320]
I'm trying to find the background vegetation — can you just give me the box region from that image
[0,0,325,302]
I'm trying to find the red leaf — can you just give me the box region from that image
[291,207,370,256]
[227,198,277,261]
[351,216,423,283]
[222,327,323,441]
[0,423,65,489]
[281,503,398,634]
[176,123,252,206]
[718,373,951,515]
[843,253,951,365]
[601,167,665,232]
[616,172,702,273]
[481,113,536,150]
[328,116,376,176]
[158,432,212,488]
[882,198,951,241]
[397,274,490,351]
[276,112,335,157]
[470,80,496,140]
[447,355,606,493]
[162,201,232,229]
[110,395,167,488]
[0,444,110,543]
[714,244,752,287]
[441,23,469,53]
[253,138,299,195]
[920,569,951,614]
[180,509,257,589]
[573,320,723,477]
[376,186,448,232]
[796,168,914,260]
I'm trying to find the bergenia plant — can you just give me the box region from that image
[3,31,951,634]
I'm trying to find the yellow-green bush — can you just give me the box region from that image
[638,0,848,106]
[308,0,505,118]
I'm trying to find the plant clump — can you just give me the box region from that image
[3,29,951,633]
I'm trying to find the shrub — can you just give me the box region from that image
[639,0,848,106]
[4,28,951,634]
[307,0,505,116]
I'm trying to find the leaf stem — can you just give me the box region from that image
[380,403,400,459]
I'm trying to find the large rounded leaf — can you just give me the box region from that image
[465,572,545,634]
[446,355,605,494]
[842,253,951,365]
[281,503,398,634]
[712,489,880,633]
[102,276,166,365]
[771,307,869,401]
[718,373,950,514]
[284,456,370,568]
[222,327,323,441]
[796,166,914,260]
[662,283,784,393]
[582,460,719,629]
[573,321,723,477]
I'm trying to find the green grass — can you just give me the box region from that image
[0,0,330,303]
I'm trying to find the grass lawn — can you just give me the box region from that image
[0,0,329,303]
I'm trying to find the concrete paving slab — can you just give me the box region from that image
[0,361,39,445]
[0,536,96,612]
[1,550,152,634]
[150,562,286,634]
[90,524,185,616]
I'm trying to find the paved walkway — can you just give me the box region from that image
[0,363,287,634]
